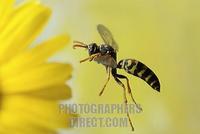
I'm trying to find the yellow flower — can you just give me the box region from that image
[0,0,73,133]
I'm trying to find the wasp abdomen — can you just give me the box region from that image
[117,59,160,92]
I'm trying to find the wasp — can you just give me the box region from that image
[73,24,160,131]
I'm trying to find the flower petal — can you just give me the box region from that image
[0,1,51,63]
[1,63,72,94]
[0,35,70,77]
[0,95,75,133]
[22,84,72,100]
[0,0,14,30]
[0,116,56,134]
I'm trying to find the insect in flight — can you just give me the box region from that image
[73,24,160,131]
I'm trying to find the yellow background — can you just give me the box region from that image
[36,0,200,134]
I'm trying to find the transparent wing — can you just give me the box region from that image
[97,24,119,51]
[94,54,117,68]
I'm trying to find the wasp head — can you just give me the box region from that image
[88,43,99,55]
[73,41,99,56]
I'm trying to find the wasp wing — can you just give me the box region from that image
[97,24,119,52]
[94,54,117,68]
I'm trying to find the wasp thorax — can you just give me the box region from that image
[88,43,99,55]
[99,44,115,55]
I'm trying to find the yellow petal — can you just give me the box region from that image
[22,84,72,100]
[0,95,75,132]
[0,1,51,63]
[0,0,14,30]
[1,63,72,94]
[0,35,70,77]
[0,116,56,134]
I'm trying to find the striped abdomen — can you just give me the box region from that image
[117,59,160,92]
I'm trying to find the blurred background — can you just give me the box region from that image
[23,0,200,134]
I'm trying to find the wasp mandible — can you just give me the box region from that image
[73,24,160,131]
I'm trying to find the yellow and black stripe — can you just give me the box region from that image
[117,59,160,92]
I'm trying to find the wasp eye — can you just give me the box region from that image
[88,43,98,55]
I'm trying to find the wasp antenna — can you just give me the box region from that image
[73,40,88,49]
[73,40,86,45]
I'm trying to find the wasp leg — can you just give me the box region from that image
[116,74,142,112]
[79,53,101,63]
[99,68,111,96]
[89,53,101,61]
[112,75,134,131]
[111,69,134,131]
[79,57,91,63]
[105,65,109,73]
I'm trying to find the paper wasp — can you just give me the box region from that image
[73,24,160,131]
